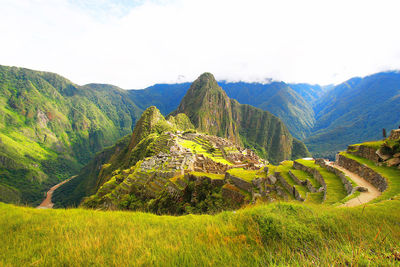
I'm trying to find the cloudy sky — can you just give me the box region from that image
[1,0,400,88]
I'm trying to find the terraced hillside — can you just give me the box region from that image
[1,132,400,265]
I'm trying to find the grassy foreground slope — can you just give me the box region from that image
[1,200,400,266]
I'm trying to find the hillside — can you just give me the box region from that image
[306,71,400,158]
[171,73,310,163]
[3,127,400,266]
[55,105,268,210]
[2,129,400,264]
[0,66,142,205]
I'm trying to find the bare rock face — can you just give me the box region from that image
[386,157,400,167]
[376,148,392,161]
[389,129,400,140]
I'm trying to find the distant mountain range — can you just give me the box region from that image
[127,71,400,159]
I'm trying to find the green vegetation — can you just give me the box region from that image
[1,199,400,266]
[350,140,384,150]
[227,168,266,182]
[190,171,224,180]
[296,159,347,204]
[0,65,142,205]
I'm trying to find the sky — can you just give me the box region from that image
[1,0,400,89]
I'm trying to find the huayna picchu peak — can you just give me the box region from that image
[171,72,310,164]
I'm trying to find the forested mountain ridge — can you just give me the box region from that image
[0,65,142,205]
[305,71,400,158]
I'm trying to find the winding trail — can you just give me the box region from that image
[326,161,381,207]
[37,176,77,209]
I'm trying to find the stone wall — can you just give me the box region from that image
[221,185,245,206]
[347,145,380,163]
[288,170,303,185]
[225,172,253,192]
[337,154,388,192]
[314,159,354,195]
[274,172,304,201]
[288,170,317,193]
[194,154,231,174]
[293,161,326,201]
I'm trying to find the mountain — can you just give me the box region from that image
[127,81,323,140]
[305,71,400,158]
[0,65,142,205]
[220,81,318,139]
[171,73,310,163]
[53,106,194,207]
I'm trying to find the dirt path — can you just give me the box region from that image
[37,176,77,209]
[326,161,381,207]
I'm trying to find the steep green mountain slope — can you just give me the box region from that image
[171,73,310,164]
[0,65,142,205]
[220,81,318,139]
[288,83,332,104]
[54,107,195,207]
[305,72,400,159]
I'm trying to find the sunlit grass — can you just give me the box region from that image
[1,200,399,266]
[190,171,225,180]
[227,168,266,182]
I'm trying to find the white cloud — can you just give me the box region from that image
[1,0,400,88]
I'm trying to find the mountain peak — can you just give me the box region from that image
[190,72,223,94]
[128,106,165,149]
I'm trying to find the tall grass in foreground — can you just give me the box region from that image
[1,199,399,266]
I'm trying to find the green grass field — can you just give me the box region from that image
[1,199,399,266]
[190,171,225,180]
[227,168,266,182]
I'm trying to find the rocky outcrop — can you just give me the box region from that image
[389,129,400,140]
[337,154,388,192]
